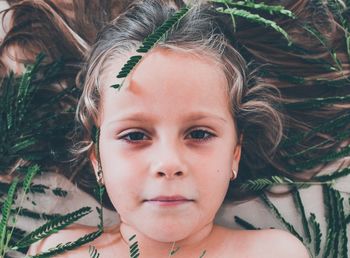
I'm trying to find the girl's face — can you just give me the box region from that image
[92,48,241,242]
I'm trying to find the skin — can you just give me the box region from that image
[95,47,241,256]
[28,48,310,258]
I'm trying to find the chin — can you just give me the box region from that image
[140,220,194,243]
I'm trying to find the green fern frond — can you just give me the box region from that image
[215,7,292,45]
[284,94,350,110]
[309,213,322,256]
[137,6,190,53]
[22,165,40,194]
[91,125,98,144]
[27,184,68,198]
[260,193,303,242]
[281,112,350,147]
[211,0,295,18]
[29,228,102,258]
[334,189,348,258]
[0,177,19,254]
[291,145,350,172]
[326,0,350,60]
[96,207,103,231]
[0,72,14,131]
[322,185,335,258]
[88,245,100,258]
[14,206,92,248]
[12,207,60,221]
[292,189,311,243]
[286,129,350,159]
[199,250,207,258]
[51,187,68,197]
[314,166,350,182]
[28,184,49,194]
[111,5,190,89]
[95,185,105,230]
[129,234,140,258]
[239,176,297,191]
[16,53,46,124]
[234,216,260,230]
[1,165,41,253]
[9,137,37,153]
[330,188,341,257]
[169,246,180,256]
[301,25,342,70]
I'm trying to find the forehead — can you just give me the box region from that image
[99,48,231,123]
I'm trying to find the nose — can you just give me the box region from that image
[150,138,188,179]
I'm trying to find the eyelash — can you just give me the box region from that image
[118,129,215,144]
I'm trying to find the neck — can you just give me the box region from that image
[119,222,214,257]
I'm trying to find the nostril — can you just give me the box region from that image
[156,171,184,177]
[175,171,183,176]
[157,171,166,177]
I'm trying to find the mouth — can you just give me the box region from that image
[148,195,192,201]
[144,195,194,206]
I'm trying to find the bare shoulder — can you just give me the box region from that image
[27,224,102,258]
[215,226,310,258]
[241,228,311,258]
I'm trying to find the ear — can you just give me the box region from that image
[232,134,242,172]
[89,148,99,176]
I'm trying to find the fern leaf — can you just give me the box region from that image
[1,73,14,131]
[329,188,348,258]
[331,189,342,257]
[322,185,335,258]
[111,6,190,89]
[234,216,260,230]
[22,165,40,194]
[260,193,303,242]
[211,0,295,18]
[12,207,61,221]
[309,213,322,256]
[29,184,49,194]
[314,166,350,182]
[9,137,36,153]
[29,229,102,258]
[51,187,68,197]
[16,53,45,124]
[286,129,350,159]
[169,246,180,256]
[239,176,297,191]
[129,234,140,258]
[0,178,19,254]
[88,245,100,258]
[291,145,350,172]
[284,94,350,110]
[301,25,342,71]
[281,112,350,147]
[216,7,292,45]
[199,250,207,258]
[292,189,311,243]
[15,206,92,248]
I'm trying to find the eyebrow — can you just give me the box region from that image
[105,111,228,126]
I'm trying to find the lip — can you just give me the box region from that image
[144,195,193,206]
[148,195,191,201]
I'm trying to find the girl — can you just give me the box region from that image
[27,0,311,257]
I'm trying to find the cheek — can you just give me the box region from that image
[99,143,144,210]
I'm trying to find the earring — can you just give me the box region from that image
[230,169,237,181]
[97,169,104,186]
